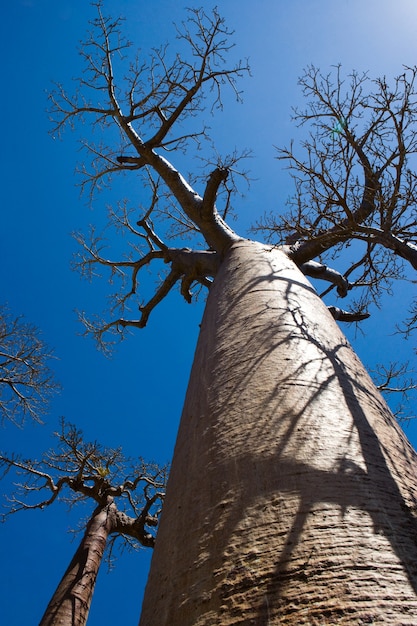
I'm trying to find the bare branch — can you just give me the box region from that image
[300,260,350,297]
[48,4,251,347]
[202,167,230,218]
[397,298,417,340]
[49,4,249,239]
[0,419,167,548]
[252,65,417,335]
[370,361,417,421]
[52,5,416,359]
[0,306,60,426]
[77,246,220,351]
[327,306,370,322]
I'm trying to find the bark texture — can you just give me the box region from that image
[39,501,115,626]
[140,240,417,625]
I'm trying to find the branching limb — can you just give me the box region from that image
[300,260,350,297]
[397,299,417,339]
[257,66,417,327]
[370,361,416,421]
[328,306,370,322]
[143,7,250,149]
[202,167,230,219]
[79,247,220,350]
[116,155,145,166]
[359,227,417,271]
[373,361,417,395]
[47,4,254,348]
[74,229,166,280]
[0,419,167,550]
[138,266,182,327]
[115,487,165,548]
[0,455,66,516]
[167,248,220,300]
[0,306,59,425]
[50,4,248,253]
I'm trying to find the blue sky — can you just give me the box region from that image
[1,1,416,624]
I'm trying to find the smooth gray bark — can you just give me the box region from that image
[140,240,417,625]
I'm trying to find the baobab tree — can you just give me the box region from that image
[0,305,59,426]
[50,3,417,624]
[0,420,166,626]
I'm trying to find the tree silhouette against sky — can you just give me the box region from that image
[45,4,417,623]
[0,419,166,626]
[0,306,59,426]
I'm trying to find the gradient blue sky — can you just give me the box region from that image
[1,1,416,624]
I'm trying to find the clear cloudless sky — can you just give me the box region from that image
[1,1,416,624]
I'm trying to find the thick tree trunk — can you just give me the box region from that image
[39,501,115,626]
[140,240,417,625]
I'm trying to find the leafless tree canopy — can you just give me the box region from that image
[0,306,59,426]
[49,5,416,364]
[0,419,167,550]
[253,65,417,322]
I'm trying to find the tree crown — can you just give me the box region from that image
[0,419,167,550]
[49,3,416,360]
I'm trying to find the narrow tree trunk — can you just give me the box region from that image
[39,501,115,626]
[140,240,417,625]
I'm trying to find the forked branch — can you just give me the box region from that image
[0,419,167,547]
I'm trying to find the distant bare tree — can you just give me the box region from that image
[0,306,59,426]
[0,419,167,626]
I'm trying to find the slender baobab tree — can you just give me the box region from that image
[49,3,417,623]
[0,420,166,626]
[0,305,59,426]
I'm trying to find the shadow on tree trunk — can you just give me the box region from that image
[140,241,417,625]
